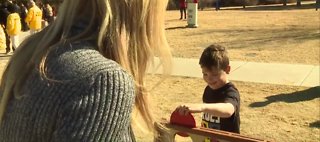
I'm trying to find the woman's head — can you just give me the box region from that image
[0,0,171,130]
[51,0,171,64]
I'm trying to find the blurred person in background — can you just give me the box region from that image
[18,2,29,31]
[6,3,21,54]
[25,0,42,34]
[43,3,54,26]
[0,1,12,53]
[0,25,6,50]
[179,0,187,20]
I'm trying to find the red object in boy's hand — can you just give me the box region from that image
[170,111,196,137]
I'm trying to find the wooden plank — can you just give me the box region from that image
[154,122,272,142]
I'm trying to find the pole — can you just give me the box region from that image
[187,0,199,28]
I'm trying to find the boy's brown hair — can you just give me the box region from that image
[199,44,229,70]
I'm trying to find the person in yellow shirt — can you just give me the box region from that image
[0,25,6,50]
[6,5,21,54]
[25,1,42,35]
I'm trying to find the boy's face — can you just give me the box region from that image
[201,66,230,90]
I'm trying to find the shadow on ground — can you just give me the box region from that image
[310,120,320,128]
[249,86,320,107]
[166,26,188,30]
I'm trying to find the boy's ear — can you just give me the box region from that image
[225,65,231,74]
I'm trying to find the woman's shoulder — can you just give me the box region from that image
[46,41,129,80]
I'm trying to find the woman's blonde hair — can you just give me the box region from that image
[0,0,171,130]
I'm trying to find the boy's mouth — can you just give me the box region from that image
[209,82,217,87]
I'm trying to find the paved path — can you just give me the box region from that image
[149,57,319,87]
[1,32,319,87]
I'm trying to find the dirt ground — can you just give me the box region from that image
[136,4,319,142]
[141,76,319,142]
[164,3,319,65]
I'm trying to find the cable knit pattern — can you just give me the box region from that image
[0,41,136,142]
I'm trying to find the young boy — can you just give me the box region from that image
[175,44,240,135]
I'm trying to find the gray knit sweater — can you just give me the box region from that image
[0,41,136,142]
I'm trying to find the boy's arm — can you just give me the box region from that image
[201,103,235,118]
[176,103,235,118]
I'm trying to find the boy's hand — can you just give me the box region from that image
[175,104,203,115]
[175,105,190,116]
